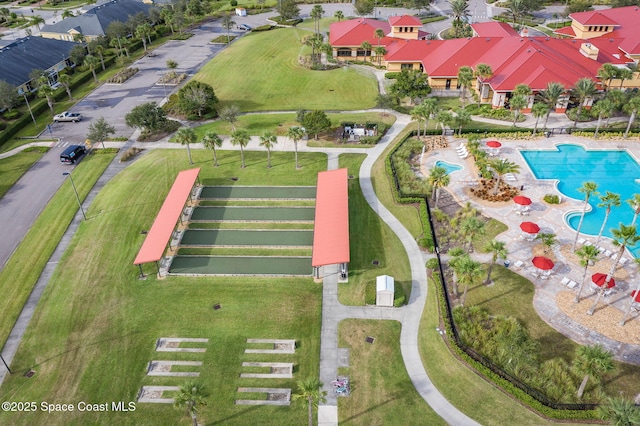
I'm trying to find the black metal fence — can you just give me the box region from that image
[388,131,598,412]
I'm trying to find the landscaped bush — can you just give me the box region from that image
[565,107,592,122]
[210,35,236,43]
[572,130,640,140]
[543,194,560,204]
[394,286,406,307]
[252,24,274,32]
[3,110,19,120]
[106,67,139,84]
[385,72,400,80]
[119,147,143,162]
[480,107,525,122]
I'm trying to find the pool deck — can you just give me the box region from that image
[423,134,640,363]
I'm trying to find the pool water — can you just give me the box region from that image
[521,144,640,257]
[434,160,463,175]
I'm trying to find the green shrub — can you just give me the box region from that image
[119,147,142,162]
[385,72,400,80]
[565,107,592,122]
[23,146,50,153]
[3,110,19,120]
[253,24,273,32]
[393,286,406,307]
[230,0,238,6]
[543,194,560,204]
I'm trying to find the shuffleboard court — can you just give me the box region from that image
[169,256,312,275]
[181,230,314,246]
[200,186,316,199]
[191,207,315,222]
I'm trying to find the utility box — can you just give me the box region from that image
[235,7,246,16]
[376,275,394,307]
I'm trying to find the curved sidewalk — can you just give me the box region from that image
[318,114,479,425]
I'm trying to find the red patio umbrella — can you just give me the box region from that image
[520,221,540,234]
[630,290,640,303]
[592,273,615,288]
[486,140,502,148]
[532,256,554,270]
[513,195,532,206]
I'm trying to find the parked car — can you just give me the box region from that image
[53,111,83,123]
[60,145,86,164]
[239,24,252,31]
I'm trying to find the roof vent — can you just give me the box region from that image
[609,38,614,42]
[527,49,531,52]
[545,37,549,41]
[427,41,430,44]
[572,39,576,43]
[486,37,490,41]
[520,38,523,42]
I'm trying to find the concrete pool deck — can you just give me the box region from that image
[422,134,640,363]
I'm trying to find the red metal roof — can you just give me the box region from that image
[134,168,200,265]
[471,21,518,37]
[312,169,349,267]
[570,10,619,26]
[330,18,391,47]
[388,15,422,27]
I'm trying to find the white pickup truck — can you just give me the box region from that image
[53,111,83,123]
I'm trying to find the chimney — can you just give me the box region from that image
[580,42,599,60]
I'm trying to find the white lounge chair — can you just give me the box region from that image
[585,241,593,247]
[530,270,539,279]
[561,277,570,286]
[596,246,605,253]
[514,260,524,269]
[604,250,612,257]
[619,257,629,265]
[577,238,586,245]
[458,152,468,159]
[567,280,578,289]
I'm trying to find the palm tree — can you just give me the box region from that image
[31,15,44,30]
[535,232,556,254]
[595,191,621,246]
[597,397,640,426]
[374,28,384,47]
[457,66,474,106]
[573,181,599,251]
[58,74,72,100]
[597,63,619,92]
[461,216,485,252]
[531,103,549,136]
[617,67,634,90]
[539,81,565,130]
[448,247,466,297]
[626,194,640,226]
[592,99,615,138]
[93,44,106,70]
[484,240,507,285]
[360,41,371,63]
[61,9,74,19]
[488,158,520,195]
[455,255,483,305]
[374,46,387,66]
[474,63,492,105]
[334,10,344,21]
[574,245,599,303]
[509,94,527,127]
[450,0,469,38]
[161,8,175,34]
[508,0,525,23]
[411,105,426,137]
[230,129,250,168]
[429,166,450,208]
[292,377,326,426]
[623,95,640,139]
[435,110,452,136]
[310,5,324,35]
[174,382,208,426]
[136,22,153,51]
[589,223,640,316]
[287,126,305,169]
[220,105,240,131]
[573,345,615,399]
[84,55,100,83]
[175,127,197,165]
[202,131,223,167]
[37,76,55,115]
[222,13,235,44]
[259,131,278,168]
[571,77,598,129]
[420,98,438,132]
[454,109,471,136]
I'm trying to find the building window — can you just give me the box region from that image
[356,49,370,57]
[398,27,403,32]
[337,49,352,57]
[409,27,414,32]
[401,63,413,70]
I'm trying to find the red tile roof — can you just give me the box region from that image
[471,21,519,37]
[553,26,575,37]
[388,15,422,27]
[312,169,349,267]
[571,10,619,26]
[329,18,391,47]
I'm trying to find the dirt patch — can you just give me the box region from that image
[267,392,288,401]
[271,366,290,374]
[532,244,556,261]
[556,291,640,344]
[559,244,630,281]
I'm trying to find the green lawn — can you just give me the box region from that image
[193,28,378,112]
[0,148,47,199]
[0,149,325,425]
[338,319,445,425]
[193,112,395,138]
[338,154,412,306]
[0,152,115,345]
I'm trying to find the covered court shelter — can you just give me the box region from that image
[311,168,350,281]
[133,168,201,276]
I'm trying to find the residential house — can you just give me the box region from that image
[0,36,77,94]
[40,0,151,42]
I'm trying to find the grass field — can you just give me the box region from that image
[338,319,445,425]
[0,148,47,199]
[193,112,395,138]
[0,152,115,346]
[193,28,378,112]
[0,149,325,425]
[338,154,412,306]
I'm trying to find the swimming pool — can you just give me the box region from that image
[434,160,463,175]
[521,144,640,257]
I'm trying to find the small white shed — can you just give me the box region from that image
[376,275,394,307]
[235,7,247,16]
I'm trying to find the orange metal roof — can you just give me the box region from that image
[133,168,200,265]
[312,169,349,267]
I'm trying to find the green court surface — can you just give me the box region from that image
[191,206,315,221]
[169,256,312,275]
[181,229,314,246]
[200,186,316,199]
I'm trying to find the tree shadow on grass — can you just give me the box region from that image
[340,392,401,424]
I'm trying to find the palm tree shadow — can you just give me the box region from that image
[341,392,402,423]
[207,405,260,424]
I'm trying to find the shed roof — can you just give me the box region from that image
[376,275,394,292]
[311,169,349,267]
[133,168,200,265]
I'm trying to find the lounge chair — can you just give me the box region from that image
[514,260,524,269]
[561,277,570,286]
[604,250,612,257]
[619,257,629,265]
[567,280,578,289]
[577,238,586,245]
[530,270,539,279]
[585,241,593,247]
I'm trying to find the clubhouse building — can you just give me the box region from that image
[329,6,640,111]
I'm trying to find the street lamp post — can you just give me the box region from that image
[62,172,86,220]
